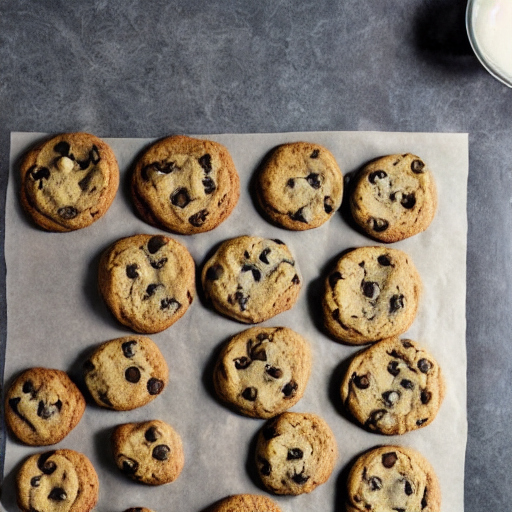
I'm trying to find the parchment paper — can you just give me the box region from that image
[2,131,468,512]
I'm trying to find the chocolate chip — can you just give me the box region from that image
[58,206,78,219]
[422,489,428,508]
[250,344,267,361]
[77,155,91,170]
[369,170,387,183]
[126,264,139,279]
[404,480,414,495]
[353,373,370,389]
[411,159,425,173]
[329,271,342,288]
[378,255,391,266]
[292,274,300,285]
[98,391,113,407]
[48,488,67,501]
[282,380,297,398]
[418,358,432,373]
[310,149,320,158]
[152,445,170,461]
[144,284,159,299]
[78,171,94,191]
[259,248,271,264]
[145,426,159,442]
[30,166,51,190]
[369,476,383,490]
[242,387,257,401]
[286,178,295,188]
[30,476,41,487]
[371,217,389,232]
[122,340,137,358]
[54,141,70,156]
[234,357,251,370]
[171,187,191,208]
[367,409,387,428]
[416,418,428,426]
[148,235,167,254]
[125,367,141,383]
[387,361,400,376]
[90,145,100,164]
[265,365,283,379]
[290,207,307,223]
[287,448,303,460]
[37,400,62,419]
[198,154,212,173]
[147,378,164,395]
[142,161,176,180]
[160,297,181,311]
[242,264,261,281]
[401,379,414,390]
[203,177,216,194]
[259,457,271,476]
[234,291,248,311]
[122,458,139,474]
[306,173,321,189]
[382,390,400,407]
[362,281,380,299]
[382,451,398,468]
[206,264,224,281]
[189,209,209,227]
[292,472,310,485]
[389,294,405,313]
[402,340,413,348]
[421,390,432,404]
[401,193,416,209]
[22,380,34,394]
[262,425,279,440]
[324,196,334,214]
[37,452,57,475]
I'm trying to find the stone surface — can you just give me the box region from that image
[0,0,511,510]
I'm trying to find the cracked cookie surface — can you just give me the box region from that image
[341,337,445,435]
[131,135,240,234]
[322,246,421,345]
[16,449,99,512]
[112,419,184,485]
[98,234,195,333]
[349,153,437,242]
[84,336,168,411]
[256,142,343,230]
[255,412,337,495]
[346,445,441,512]
[5,367,85,446]
[213,326,311,418]
[201,236,302,323]
[209,494,282,512]
[20,132,119,231]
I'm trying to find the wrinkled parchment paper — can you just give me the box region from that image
[2,131,467,512]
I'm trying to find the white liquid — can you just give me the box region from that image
[469,0,512,86]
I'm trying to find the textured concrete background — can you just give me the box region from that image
[1,0,511,509]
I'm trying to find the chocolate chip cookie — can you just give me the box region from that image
[341,337,445,435]
[255,412,337,495]
[98,234,195,333]
[16,449,99,512]
[131,135,240,234]
[20,132,119,231]
[112,419,184,485]
[201,236,302,323]
[346,445,441,512]
[322,246,422,345]
[209,494,282,512]
[83,335,168,411]
[213,326,312,418]
[256,142,343,230]
[5,367,85,446]
[349,153,437,242]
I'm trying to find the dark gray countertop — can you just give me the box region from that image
[1,0,511,510]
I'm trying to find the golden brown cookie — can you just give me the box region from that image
[349,153,437,242]
[341,337,445,435]
[112,419,184,485]
[208,494,282,512]
[5,367,85,446]
[201,236,302,323]
[346,445,441,512]
[255,412,337,495]
[131,135,240,234]
[98,234,195,334]
[20,132,119,231]
[16,449,99,512]
[322,246,422,345]
[213,326,312,418]
[83,336,169,411]
[256,142,343,230]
